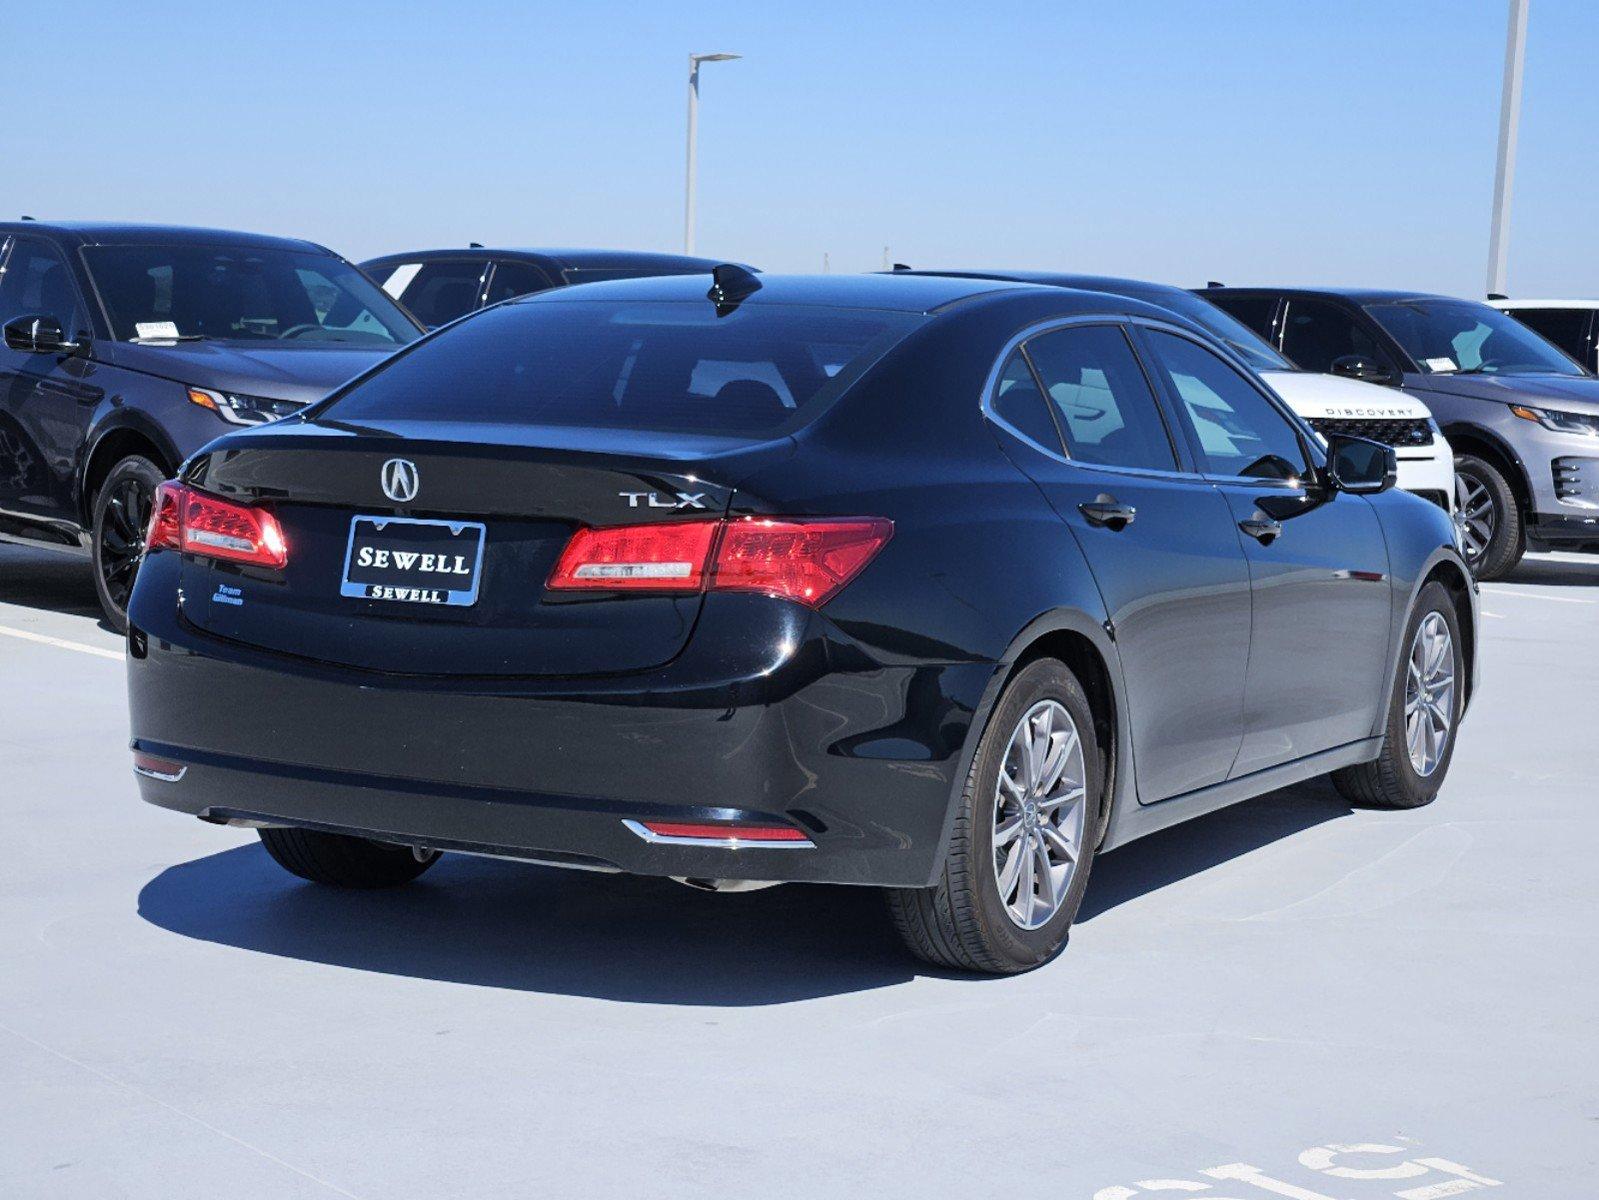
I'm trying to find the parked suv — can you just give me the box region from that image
[1489,298,1599,373]
[359,247,741,329]
[0,221,422,626]
[1205,286,1599,578]
[899,271,1454,511]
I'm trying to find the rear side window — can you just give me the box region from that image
[320,300,924,435]
[485,261,552,305]
[1022,325,1177,471]
[1503,307,1592,366]
[379,260,490,328]
[1207,293,1280,344]
[989,350,1063,452]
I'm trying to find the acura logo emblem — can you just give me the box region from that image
[381,458,419,504]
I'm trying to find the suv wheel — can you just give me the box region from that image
[91,455,164,632]
[1453,454,1523,580]
[1332,580,1464,809]
[886,658,1101,974]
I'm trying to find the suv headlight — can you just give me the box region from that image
[1510,404,1599,437]
[186,387,303,427]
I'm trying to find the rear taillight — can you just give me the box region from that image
[145,481,288,569]
[546,516,892,608]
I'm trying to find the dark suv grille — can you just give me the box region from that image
[1307,417,1434,447]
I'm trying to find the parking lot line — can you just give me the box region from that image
[0,623,123,661]
[1482,587,1596,605]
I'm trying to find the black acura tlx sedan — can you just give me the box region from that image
[126,269,1477,974]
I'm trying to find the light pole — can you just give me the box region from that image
[684,52,740,255]
[1487,0,1529,296]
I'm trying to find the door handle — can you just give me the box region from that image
[1078,495,1136,531]
[1238,516,1282,545]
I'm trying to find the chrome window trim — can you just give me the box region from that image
[979,313,1199,481]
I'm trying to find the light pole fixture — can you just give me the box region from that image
[1487,0,1529,296]
[684,52,741,255]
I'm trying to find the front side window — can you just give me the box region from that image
[83,244,419,346]
[1022,324,1177,471]
[1143,330,1307,481]
[1501,308,1593,368]
[0,237,89,337]
[1279,298,1393,374]
[319,300,924,436]
[1366,299,1586,377]
[376,259,490,329]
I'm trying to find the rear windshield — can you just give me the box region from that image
[318,300,924,435]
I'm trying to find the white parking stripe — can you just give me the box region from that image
[1484,587,1597,605]
[0,624,123,661]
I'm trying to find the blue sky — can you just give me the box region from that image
[15,1,1599,296]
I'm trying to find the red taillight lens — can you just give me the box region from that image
[713,518,893,607]
[547,520,720,591]
[633,820,812,844]
[547,517,892,608]
[143,482,287,569]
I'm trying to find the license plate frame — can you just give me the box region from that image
[340,515,487,608]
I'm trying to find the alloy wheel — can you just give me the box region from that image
[1454,470,1496,564]
[992,699,1088,930]
[98,475,153,614]
[1404,612,1455,777]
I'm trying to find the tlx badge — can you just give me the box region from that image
[618,491,708,510]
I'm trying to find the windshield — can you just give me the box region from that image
[82,244,421,346]
[1097,283,1292,372]
[1366,299,1587,377]
[318,300,925,435]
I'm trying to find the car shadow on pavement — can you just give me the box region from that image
[137,779,1352,1003]
[1504,556,1599,587]
[0,545,110,625]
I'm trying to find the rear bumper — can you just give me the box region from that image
[126,554,994,888]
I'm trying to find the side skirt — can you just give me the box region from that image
[1100,737,1382,852]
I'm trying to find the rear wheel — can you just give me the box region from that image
[1332,581,1463,810]
[1453,454,1523,580]
[258,827,440,888]
[91,455,163,632]
[886,658,1101,974]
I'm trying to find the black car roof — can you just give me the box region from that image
[0,220,326,252]
[507,271,1085,314]
[901,268,1196,299]
[358,247,738,274]
[1201,284,1467,306]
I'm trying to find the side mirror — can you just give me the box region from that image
[3,314,82,355]
[1325,434,1397,495]
[1330,354,1396,385]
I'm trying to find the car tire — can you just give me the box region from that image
[1332,581,1464,810]
[886,658,1102,974]
[258,827,440,888]
[1454,454,1523,580]
[91,455,165,633]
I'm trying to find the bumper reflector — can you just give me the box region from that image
[623,819,814,847]
[133,751,186,782]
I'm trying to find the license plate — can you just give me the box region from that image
[340,516,486,607]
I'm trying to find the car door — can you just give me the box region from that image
[992,320,1252,804]
[1136,324,1393,775]
[0,235,102,541]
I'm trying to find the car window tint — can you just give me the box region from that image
[1207,293,1279,344]
[0,237,89,337]
[1503,308,1591,365]
[383,260,489,328]
[1143,330,1307,481]
[321,300,924,436]
[989,349,1062,452]
[1279,298,1390,374]
[485,261,551,305]
[1022,325,1176,470]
